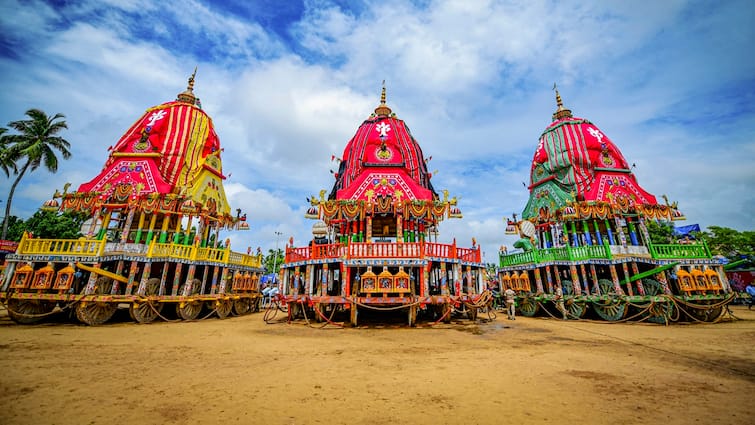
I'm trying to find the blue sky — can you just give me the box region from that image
[1,0,753,263]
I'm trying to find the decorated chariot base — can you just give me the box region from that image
[0,73,264,325]
[279,88,486,327]
[498,90,734,323]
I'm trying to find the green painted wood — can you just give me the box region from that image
[621,262,678,285]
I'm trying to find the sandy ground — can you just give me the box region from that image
[0,304,753,425]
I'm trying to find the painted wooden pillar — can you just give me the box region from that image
[614,217,627,247]
[342,263,350,297]
[321,263,329,296]
[183,263,197,295]
[201,220,210,248]
[366,216,372,242]
[533,267,544,294]
[593,221,603,245]
[544,265,554,293]
[125,261,139,295]
[582,221,593,246]
[305,264,313,295]
[159,214,170,243]
[136,261,152,295]
[627,218,639,246]
[439,262,449,295]
[553,265,562,288]
[655,270,672,295]
[579,263,590,294]
[84,261,102,294]
[134,211,146,244]
[396,215,403,242]
[200,265,210,295]
[609,264,623,295]
[218,267,230,294]
[630,262,645,296]
[111,261,125,294]
[569,265,581,295]
[570,222,579,247]
[183,215,193,246]
[173,214,183,244]
[621,262,633,296]
[97,211,112,240]
[159,263,169,295]
[209,265,220,295]
[637,218,651,246]
[120,208,136,243]
[605,219,615,245]
[589,264,599,294]
[171,263,184,296]
[145,213,158,244]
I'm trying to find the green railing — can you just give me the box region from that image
[500,243,612,267]
[647,242,711,259]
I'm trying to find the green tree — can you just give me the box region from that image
[2,109,71,239]
[263,248,284,274]
[646,220,675,244]
[0,127,17,177]
[1,216,26,241]
[697,226,755,262]
[22,210,89,239]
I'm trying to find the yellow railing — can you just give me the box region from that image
[16,235,105,257]
[227,251,262,268]
[197,247,227,262]
[13,233,262,269]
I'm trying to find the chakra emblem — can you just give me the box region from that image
[375,146,393,161]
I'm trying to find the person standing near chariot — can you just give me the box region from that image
[503,285,516,320]
[554,283,567,320]
[745,283,755,310]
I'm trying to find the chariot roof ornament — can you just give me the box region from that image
[551,83,573,121]
[374,80,393,117]
[177,67,198,104]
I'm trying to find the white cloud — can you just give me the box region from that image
[1,0,752,260]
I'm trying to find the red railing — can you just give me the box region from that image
[285,241,481,263]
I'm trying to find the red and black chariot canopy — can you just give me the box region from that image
[329,86,437,202]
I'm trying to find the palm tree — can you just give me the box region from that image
[2,109,71,239]
[0,127,16,177]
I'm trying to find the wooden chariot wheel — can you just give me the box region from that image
[176,279,203,320]
[215,298,233,319]
[684,300,724,323]
[233,297,254,316]
[518,294,539,317]
[560,280,587,319]
[640,278,676,324]
[591,279,627,322]
[75,277,117,326]
[7,298,57,324]
[129,278,162,324]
